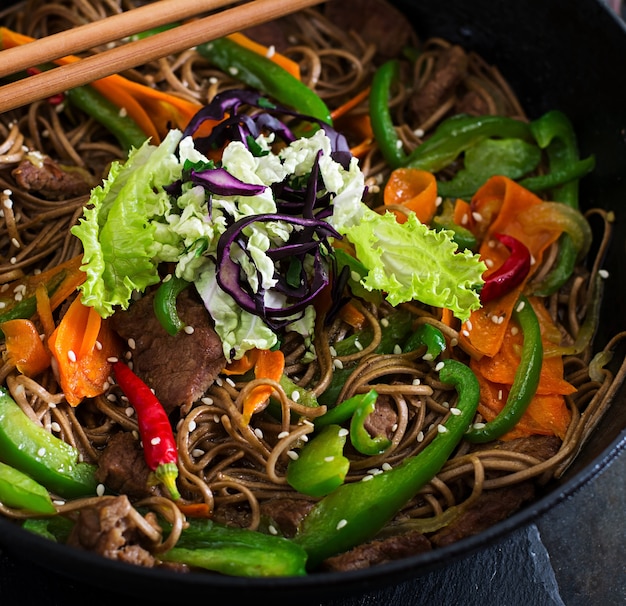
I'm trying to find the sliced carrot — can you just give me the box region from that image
[458,176,564,359]
[35,283,55,339]
[330,87,371,122]
[338,301,366,330]
[0,27,203,142]
[227,32,301,80]
[222,349,258,376]
[383,168,438,224]
[242,349,285,424]
[176,502,212,518]
[1,319,51,377]
[474,376,571,440]
[48,297,123,406]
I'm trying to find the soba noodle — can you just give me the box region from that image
[0,0,624,574]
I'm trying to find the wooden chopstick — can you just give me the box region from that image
[0,0,241,80]
[0,0,328,115]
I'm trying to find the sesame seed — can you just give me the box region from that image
[437,424,449,433]
[329,345,337,357]
[516,300,526,312]
[450,407,462,416]
[368,468,383,475]
[3,198,12,210]
[393,344,402,355]
[254,427,264,439]
[466,319,473,331]
[485,259,494,268]
[462,329,470,337]
[414,128,425,137]
[96,484,106,497]
[362,474,374,482]
[422,353,433,361]
[382,462,392,471]
[67,350,77,362]
[450,337,458,347]
[350,270,361,282]
[354,339,363,351]
[127,338,136,349]
[530,254,536,265]
[292,390,300,402]
[150,437,161,446]
[277,431,290,439]
[381,317,390,327]
[473,422,486,430]
[435,361,445,371]
[417,431,425,442]
[287,450,299,460]
[472,211,483,222]
[118,107,128,117]
[107,356,119,363]
[53,499,65,506]
[107,394,117,402]
[50,422,61,432]
[192,449,204,457]
[95,340,103,350]
[435,195,443,207]
[226,377,236,387]
[336,519,348,530]
[201,396,214,405]
[215,377,223,386]
[188,420,197,431]
[599,269,609,279]
[442,401,450,409]
[184,325,195,334]
[498,389,503,400]
[511,326,519,335]
[333,359,344,370]
[11,238,20,248]
[268,525,278,535]
[338,428,349,438]
[37,447,46,457]
[396,140,403,149]
[228,66,239,75]
[461,213,469,225]
[324,456,335,462]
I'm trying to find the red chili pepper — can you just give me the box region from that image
[480,233,531,303]
[113,360,180,500]
[26,67,65,105]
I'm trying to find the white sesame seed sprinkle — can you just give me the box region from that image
[292,390,300,402]
[473,422,486,430]
[435,361,445,371]
[450,407,462,416]
[226,377,236,387]
[127,338,136,349]
[96,484,106,497]
[516,300,526,312]
[50,422,61,432]
[350,270,361,282]
[472,211,483,222]
[192,449,204,457]
[287,450,299,460]
[362,474,374,482]
[184,325,195,334]
[324,456,335,462]
[150,437,161,446]
[277,431,290,439]
[333,359,344,370]
[417,431,425,442]
[462,329,470,337]
[201,396,214,405]
[107,356,119,363]
[125,407,135,417]
[393,344,402,355]
[254,427,264,439]
[412,378,421,385]
[268,525,278,535]
[437,424,448,433]
[67,350,77,362]
[599,269,609,279]
[336,519,348,530]
[338,428,349,437]
[188,420,197,431]
[37,447,46,457]
[381,317,390,327]
[382,462,392,471]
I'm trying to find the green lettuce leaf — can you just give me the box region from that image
[71,130,184,317]
[341,209,486,322]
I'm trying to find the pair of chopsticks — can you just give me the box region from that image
[0,0,327,114]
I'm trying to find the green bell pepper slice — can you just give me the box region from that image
[0,461,56,514]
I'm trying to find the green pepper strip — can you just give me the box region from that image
[0,387,97,498]
[403,322,447,361]
[287,424,350,497]
[314,390,390,456]
[294,358,479,568]
[0,461,56,514]
[465,295,542,443]
[65,86,148,152]
[160,518,308,577]
[369,60,408,169]
[406,114,534,173]
[431,199,478,250]
[526,110,590,296]
[196,37,332,124]
[153,275,190,336]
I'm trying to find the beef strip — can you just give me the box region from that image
[243,18,292,52]
[409,45,469,126]
[259,498,316,538]
[111,288,226,413]
[322,529,432,572]
[364,394,398,440]
[12,155,94,200]
[67,494,157,567]
[95,431,154,499]
[323,0,414,60]
[429,435,562,547]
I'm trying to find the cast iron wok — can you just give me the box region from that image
[0,0,625,603]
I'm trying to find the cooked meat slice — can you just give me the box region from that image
[409,45,469,126]
[67,494,157,567]
[111,288,226,413]
[243,18,292,52]
[323,0,414,60]
[429,482,536,547]
[12,155,94,200]
[95,431,154,499]
[259,498,316,538]
[429,436,562,547]
[364,394,398,440]
[322,529,432,572]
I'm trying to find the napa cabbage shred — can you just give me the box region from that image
[72,93,486,361]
